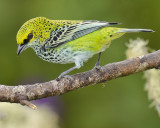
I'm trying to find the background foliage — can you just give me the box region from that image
[0,0,159,128]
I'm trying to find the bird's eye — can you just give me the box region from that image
[28,33,33,40]
[22,33,33,45]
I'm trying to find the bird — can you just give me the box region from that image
[16,17,154,79]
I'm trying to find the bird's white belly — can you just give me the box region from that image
[36,47,94,64]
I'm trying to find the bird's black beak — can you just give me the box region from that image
[17,44,27,55]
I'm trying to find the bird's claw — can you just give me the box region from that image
[56,75,72,81]
[93,65,103,72]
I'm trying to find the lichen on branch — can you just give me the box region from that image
[126,38,160,116]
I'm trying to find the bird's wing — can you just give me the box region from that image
[43,20,119,49]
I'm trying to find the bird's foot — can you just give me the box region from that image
[56,75,72,81]
[93,65,103,72]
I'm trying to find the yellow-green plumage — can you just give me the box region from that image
[16,17,153,79]
[63,27,123,52]
[17,18,82,45]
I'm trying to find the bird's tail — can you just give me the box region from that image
[118,29,154,33]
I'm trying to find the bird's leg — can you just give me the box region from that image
[93,52,102,70]
[57,66,78,80]
[93,52,106,85]
[57,60,83,80]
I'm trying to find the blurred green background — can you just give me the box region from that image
[0,0,160,128]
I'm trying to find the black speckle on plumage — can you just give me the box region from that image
[53,36,57,41]
[58,31,62,35]
[56,34,60,38]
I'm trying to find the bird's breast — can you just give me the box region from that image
[33,44,94,64]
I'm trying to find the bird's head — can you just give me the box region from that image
[16,17,54,55]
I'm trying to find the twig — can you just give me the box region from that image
[20,100,38,109]
[0,50,160,109]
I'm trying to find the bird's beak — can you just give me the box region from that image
[17,44,27,55]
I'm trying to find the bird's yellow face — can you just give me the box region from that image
[16,22,35,55]
[16,17,54,55]
[17,19,36,46]
[17,28,34,45]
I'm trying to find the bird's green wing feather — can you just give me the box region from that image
[43,21,118,49]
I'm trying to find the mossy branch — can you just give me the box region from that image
[0,50,160,109]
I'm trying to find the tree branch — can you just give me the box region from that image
[0,50,160,109]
